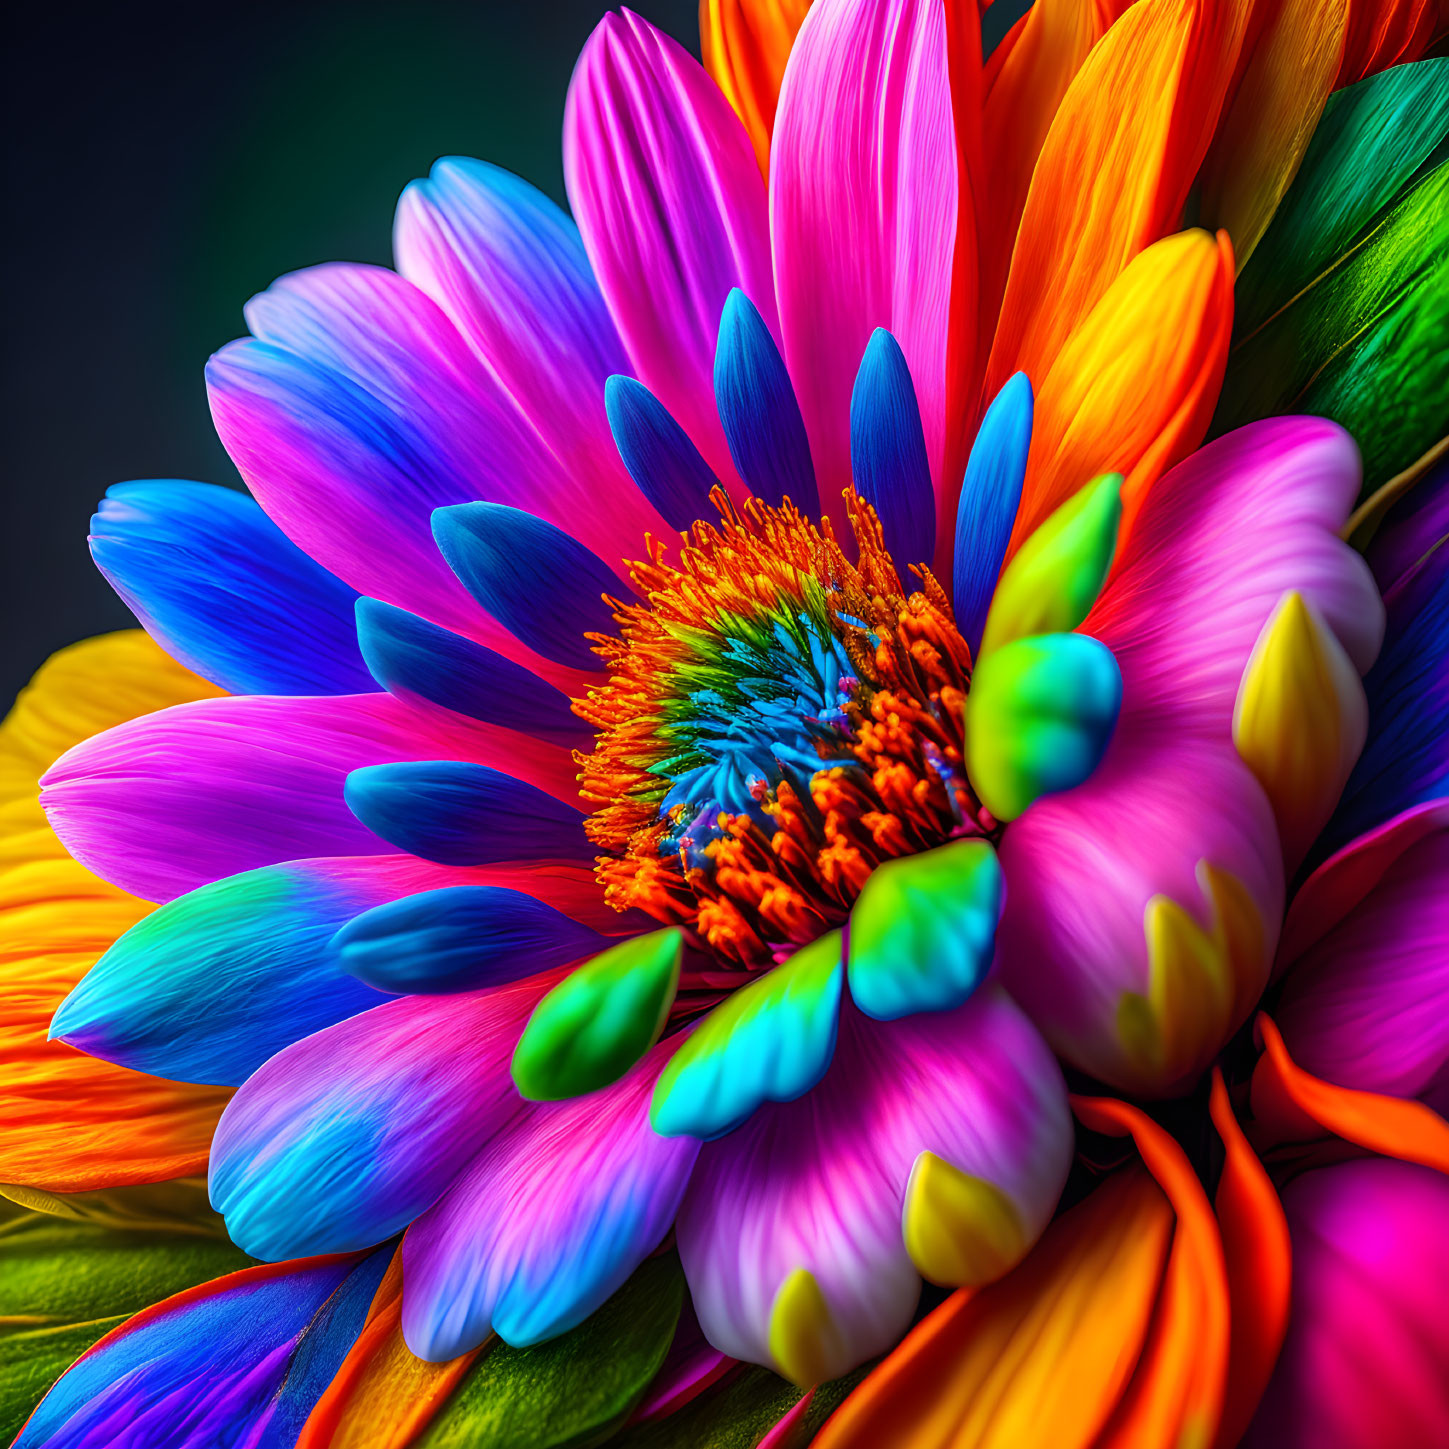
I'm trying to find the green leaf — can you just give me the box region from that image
[0,1212,252,1441]
[617,1363,869,1448]
[417,1252,684,1449]
[1216,58,1449,492]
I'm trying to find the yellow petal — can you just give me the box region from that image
[701,0,813,173]
[903,1151,1026,1288]
[1233,590,1368,870]
[769,1267,848,1387]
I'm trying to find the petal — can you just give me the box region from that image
[701,0,813,171]
[678,988,1071,1382]
[849,328,935,569]
[392,156,648,529]
[0,857,230,1192]
[431,501,619,673]
[1196,0,1350,267]
[40,692,576,902]
[651,930,844,1141]
[50,856,546,1086]
[401,1043,698,1358]
[13,1253,387,1449]
[952,373,1030,658]
[1016,227,1234,547]
[344,760,590,867]
[714,288,818,514]
[89,479,371,696]
[564,10,773,493]
[1241,1159,1449,1449]
[354,597,587,748]
[1335,0,1444,85]
[813,1168,1174,1449]
[996,419,1382,1091]
[334,882,611,996]
[603,375,720,531]
[1277,827,1449,1109]
[209,972,558,1259]
[772,0,956,540]
[984,0,1244,397]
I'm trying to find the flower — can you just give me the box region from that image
[5,0,1448,1446]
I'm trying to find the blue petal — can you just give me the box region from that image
[333,885,609,994]
[90,479,370,695]
[355,596,586,746]
[604,375,719,530]
[49,861,395,1086]
[713,288,818,515]
[850,328,935,567]
[1324,536,1449,851]
[15,1251,388,1449]
[953,373,1032,657]
[432,502,618,671]
[345,761,590,865]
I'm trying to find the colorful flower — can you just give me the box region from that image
[3,1,1447,1446]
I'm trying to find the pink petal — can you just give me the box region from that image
[39,692,577,902]
[1243,1159,1449,1449]
[1277,825,1449,1112]
[564,11,773,493]
[997,418,1384,1091]
[771,0,956,539]
[677,988,1070,1379]
[401,1039,698,1359]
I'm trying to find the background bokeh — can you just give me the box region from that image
[4,0,1028,708]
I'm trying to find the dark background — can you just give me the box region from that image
[3,0,1027,708]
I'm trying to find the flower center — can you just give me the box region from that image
[575,490,992,972]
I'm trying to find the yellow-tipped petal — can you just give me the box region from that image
[769,1267,847,1387]
[1233,590,1367,870]
[903,1151,1026,1288]
[1117,864,1268,1097]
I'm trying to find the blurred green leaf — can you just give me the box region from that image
[0,1212,251,1441]
[1214,59,1449,492]
[417,1252,684,1449]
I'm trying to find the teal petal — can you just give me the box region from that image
[511,929,682,1102]
[651,930,843,1140]
[965,632,1122,822]
[978,474,1121,657]
[847,839,1003,1021]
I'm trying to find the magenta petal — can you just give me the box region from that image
[1278,825,1449,1111]
[393,158,664,551]
[1243,1159,1449,1449]
[39,692,577,902]
[676,989,1070,1380]
[400,1040,698,1359]
[771,0,956,538]
[210,972,558,1260]
[564,10,773,493]
[996,418,1384,1091]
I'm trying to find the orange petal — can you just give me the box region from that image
[700,0,813,173]
[1013,226,1234,548]
[0,855,231,1190]
[1251,1014,1449,1174]
[978,0,1136,365]
[297,1251,482,1449]
[984,0,1247,400]
[1198,0,1350,268]
[814,1167,1174,1449]
[1336,0,1446,86]
[1072,1095,1230,1449]
[1208,1069,1292,1449]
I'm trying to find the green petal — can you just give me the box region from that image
[651,931,843,1140]
[979,474,1121,657]
[511,929,682,1102]
[965,632,1123,822]
[848,839,1003,1021]
[1218,59,1449,492]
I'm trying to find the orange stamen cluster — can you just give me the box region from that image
[574,491,986,970]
